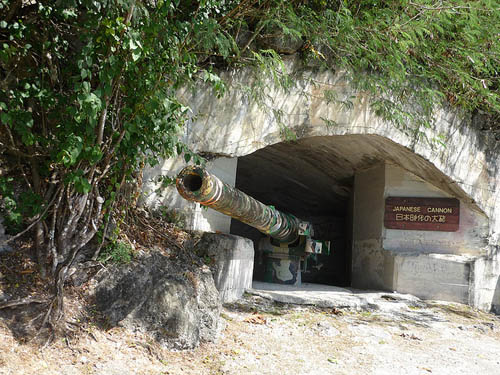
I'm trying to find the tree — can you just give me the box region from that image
[0,0,212,323]
[1,0,499,326]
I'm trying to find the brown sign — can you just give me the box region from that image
[384,197,460,232]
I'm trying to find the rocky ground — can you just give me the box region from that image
[1,290,499,375]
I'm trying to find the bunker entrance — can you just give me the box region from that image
[225,133,485,292]
[230,136,358,287]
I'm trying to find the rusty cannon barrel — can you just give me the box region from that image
[176,166,301,243]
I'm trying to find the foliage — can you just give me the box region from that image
[220,0,500,138]
[0,0,244,323]
[300,0,500,137]
[0,0,498,324]
[0,1,221,273]
[0,176,21,232]
[98,240,133,265]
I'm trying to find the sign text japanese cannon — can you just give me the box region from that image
[384,197,460,232]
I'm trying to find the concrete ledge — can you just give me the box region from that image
[393,253,473,304]
[194,232,254,303]
[248,281,423,311]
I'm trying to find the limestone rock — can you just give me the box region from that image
[94,251,222,350]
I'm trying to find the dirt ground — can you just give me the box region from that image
[1,291,499,375]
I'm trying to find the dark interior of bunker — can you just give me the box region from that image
[229,138,355,287]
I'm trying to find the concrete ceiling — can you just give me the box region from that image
[235,134,471,220]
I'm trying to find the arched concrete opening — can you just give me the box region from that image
[227,134,490,296]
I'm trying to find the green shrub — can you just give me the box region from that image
[99,240,133,265]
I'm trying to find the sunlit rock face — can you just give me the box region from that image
[143,56,499,312]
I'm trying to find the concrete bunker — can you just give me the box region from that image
[143,59,500,311]
[224,134,490,302]
[163,132,491,306]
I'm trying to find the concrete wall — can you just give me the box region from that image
[471,251,500,312]
[351,164,391,290]
[383,163,489,256]
[194,232,254,303]
[175,57,499,251]
[351,162,490,305]
[393,254,472,304]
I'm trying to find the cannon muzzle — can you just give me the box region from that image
[176,166,301,243]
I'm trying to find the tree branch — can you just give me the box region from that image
[0,297,47,310]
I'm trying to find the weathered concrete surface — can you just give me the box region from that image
[392,253,473,304]
[384,164,490,255]
[248,281,423,312]
[352,164,387,290]
[351,242,395,291]
[143,157,237,234]
[194,233,254,303]
[351,163,489,305]
[94,251,222,350]
[472,251,500,314]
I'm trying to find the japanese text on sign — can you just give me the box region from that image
[384,197,460,232]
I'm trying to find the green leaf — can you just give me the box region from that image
[0,112,11,125]
[62,8,77,19]
[75,178,92,194]
[132,49,141,61]
[65,171,92,194]
[82,81,91,92]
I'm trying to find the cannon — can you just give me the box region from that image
[176,166,329,285]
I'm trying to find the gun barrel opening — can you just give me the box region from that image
[181,173,203,192]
